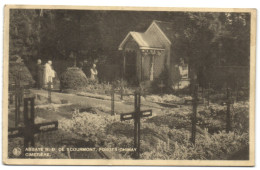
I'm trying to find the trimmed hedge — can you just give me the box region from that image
[60,67,88,90]
[9,62,35,85]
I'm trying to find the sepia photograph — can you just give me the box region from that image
[2,5,256,166]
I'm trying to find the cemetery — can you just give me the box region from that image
[7,10,250,160]
[8,69,249,159]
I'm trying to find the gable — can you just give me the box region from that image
[119,32,148,50]
[119,20,181,51]
[145,21,172,45]
[119,31,165,50]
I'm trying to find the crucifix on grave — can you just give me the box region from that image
[47,76,53,103]
[111,86,115,116]
[207,82,211,106]
[120,79,124,100]
[14,73,24,127]
[225,88,234,133]
[120,91,152,159]
[190,84,199,145]
[8,97,58,157]
[158,80,165,96]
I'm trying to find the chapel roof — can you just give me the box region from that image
[119,20,184,50]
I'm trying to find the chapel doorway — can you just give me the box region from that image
[125,51,138,85]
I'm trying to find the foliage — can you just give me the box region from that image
[9,58,35,85]
[9,10,40,62]
[9,10,250,85]
[60,67,88,90]
[142,130,248,160]
[145,94,184,104]
[57,100,249,160]
[82,80,134,96]
[232,102,249,133]
[197,101,249,134]
[83,81,112,95]
[146,113,191,129]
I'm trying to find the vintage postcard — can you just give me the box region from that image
[2,5,256,166]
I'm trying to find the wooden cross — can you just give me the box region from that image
[207,82,211,106]
[120,91,152,159]
[111,87,115,115]
[13,75,24,127]
[191,84,199,145]
[8,97,58,157]
[9,72,31,127]
[120,81,124,100]
[14,85,24,127]
[47,80,53,103]
[9,83,16,105]
[158,80,165,96]
[225,88,234,133]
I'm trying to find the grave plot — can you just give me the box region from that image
[8,80,250,160]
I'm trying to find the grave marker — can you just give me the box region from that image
[190,84,198,145]
[207,82,211,106]
[120,91,152,159]
[8,97,58,157]
[226,88,234,133]
[47,78,53,103]
[158,81,165,96]
[14,76,24,127]
[111,87,115,115]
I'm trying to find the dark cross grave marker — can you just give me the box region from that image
[8,83,16,105]
[10,72,31,127]
[14,76,24,127]
[47,79,53,103]
[120,91,152,159]
[120,80,124,100]
[15,86,24,127]
[190,84,199,145]
[8,97,58,157]
[158,81,165,96]
[225,88,234,133]
[235,80,239,103]
[207,82,211,106]
[111,86,115,115]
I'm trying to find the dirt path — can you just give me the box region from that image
[30,89,167,115]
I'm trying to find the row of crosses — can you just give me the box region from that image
[190,84,234,145]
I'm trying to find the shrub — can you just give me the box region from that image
[9,59,35,85]
[60,67,88,90]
